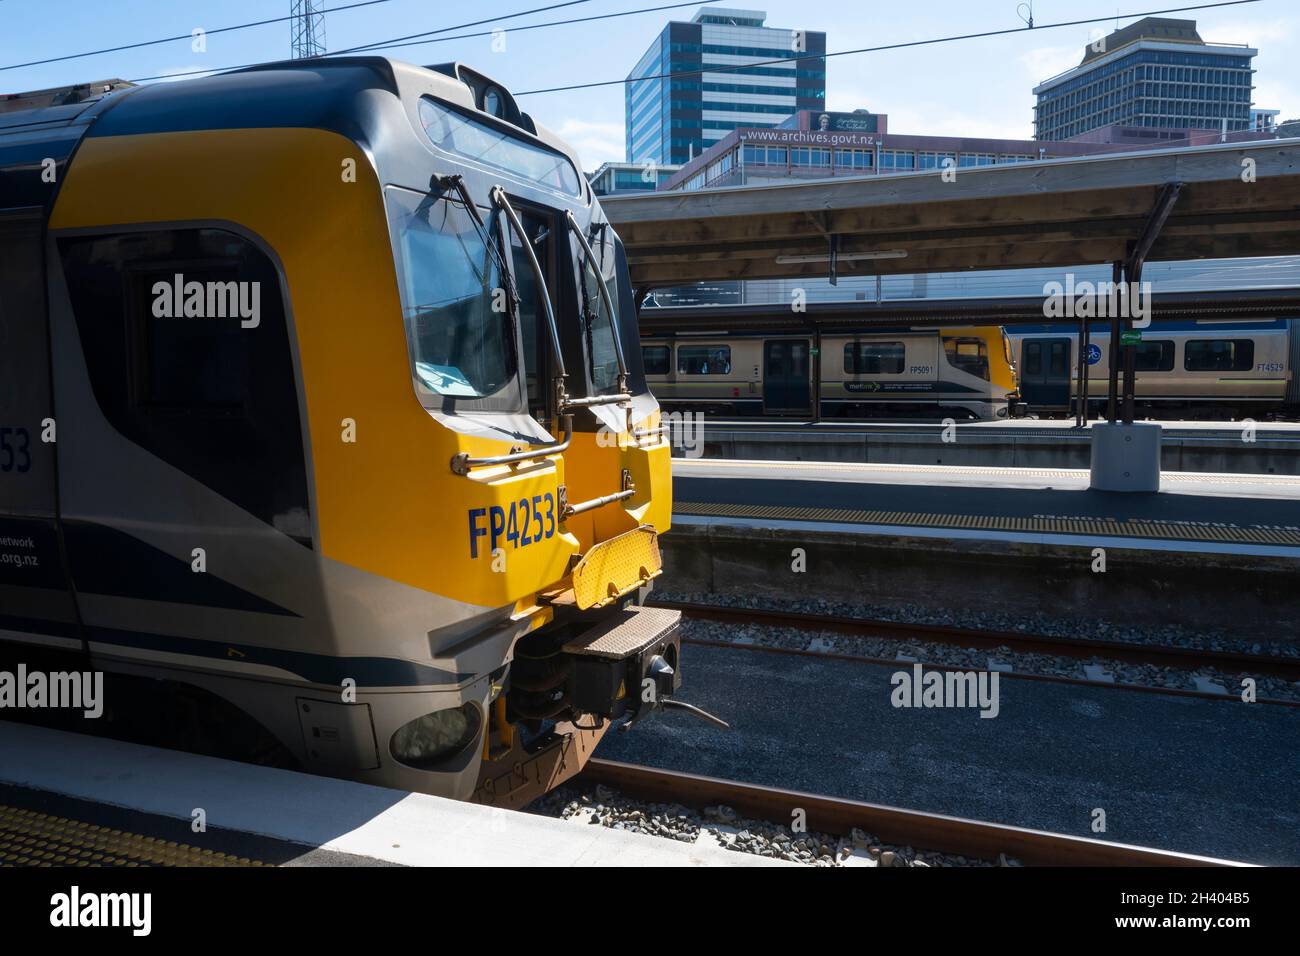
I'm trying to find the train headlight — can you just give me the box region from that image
[390,703,481,768]
[482,86,505,118]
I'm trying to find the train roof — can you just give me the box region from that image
[0,57,588,211]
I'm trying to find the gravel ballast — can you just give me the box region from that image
[530,783,1017,867]
[651,591,1300,703]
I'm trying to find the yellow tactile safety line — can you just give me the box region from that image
[682,460,1300,487]
[0,804,267,867]
[672,501,1300,547]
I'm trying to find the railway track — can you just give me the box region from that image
[576,759,1243,867]
[656,600,1300,704]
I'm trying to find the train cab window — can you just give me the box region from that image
[943,337,990,381]
[417,97,582,197]
[507,213,554,415]
[1134,340,1175,372]
[642,346,671,375]
[1185,339,1254,372]
[844,341,905,374]
[575,228,621,394]
[388,187,515,400]
[678,345,731,375]
[57,227,310,538]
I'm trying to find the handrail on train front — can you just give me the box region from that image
[451,414,574,476]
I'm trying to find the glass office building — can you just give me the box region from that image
[587,162,683,196]
[626,7,826,166]
[1033,17,1256,141]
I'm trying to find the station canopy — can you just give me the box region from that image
[601,140,1300,289]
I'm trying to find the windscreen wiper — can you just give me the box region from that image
[436,176,575,477]
[565,208,631,399]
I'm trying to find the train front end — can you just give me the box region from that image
[374,62,681,807]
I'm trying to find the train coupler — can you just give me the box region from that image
[559,605,730,732]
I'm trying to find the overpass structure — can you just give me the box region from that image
[603,139,1300,489]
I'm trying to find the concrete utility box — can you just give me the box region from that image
[1089,422,1162,492]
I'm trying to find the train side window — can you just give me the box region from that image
[133,264,250,407]
[575,229,620,395]
[1184,339,1254,372]
[1023,341,1042,376]
[943,337,990,381]
[1134,340,1175,372]
[642,346,671,375]
[843,341,904,374]
[678,345,731,375]
[57,228,310,540]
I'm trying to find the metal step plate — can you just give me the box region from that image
[571,525,663,610]
[561,606,681,660]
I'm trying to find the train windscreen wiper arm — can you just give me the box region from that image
[565,208,630,397]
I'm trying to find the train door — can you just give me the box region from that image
[763,339,811,414]
[0,210,84,659]
[1020,337,1073,410]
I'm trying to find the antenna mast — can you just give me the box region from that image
[290,0,326,59]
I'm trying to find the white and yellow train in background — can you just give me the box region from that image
[641,327,1023,421]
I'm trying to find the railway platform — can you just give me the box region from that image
[0,722,782,868]
[665,459,1300,638]
[678,418,1300,475]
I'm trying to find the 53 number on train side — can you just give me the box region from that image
[0,427,32,473]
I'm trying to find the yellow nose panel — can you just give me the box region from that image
[571,525,663,610]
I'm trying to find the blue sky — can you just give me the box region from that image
[2,0,1296,170]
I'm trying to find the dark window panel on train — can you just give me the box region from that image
[577,227,622,395]
[844,341,905,375]
[678,345,732,374]
[1134,340,1176,372]
[1185,339,1256,372]
[57,227,310,541]
[1023,341,1043,376]
[943,336,991,381]
[642,346,671,375]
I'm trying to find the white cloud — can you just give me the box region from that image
[1194,15,1294,46]
[553,118,625,168]
[1019,44,1080,87]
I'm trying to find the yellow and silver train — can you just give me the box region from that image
[0,58,683,807]
[642,326,1023,420]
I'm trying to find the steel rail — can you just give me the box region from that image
[577,759,1245,867]
[659,601,1300,682]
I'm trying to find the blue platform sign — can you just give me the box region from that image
[1086,343,1102,365]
